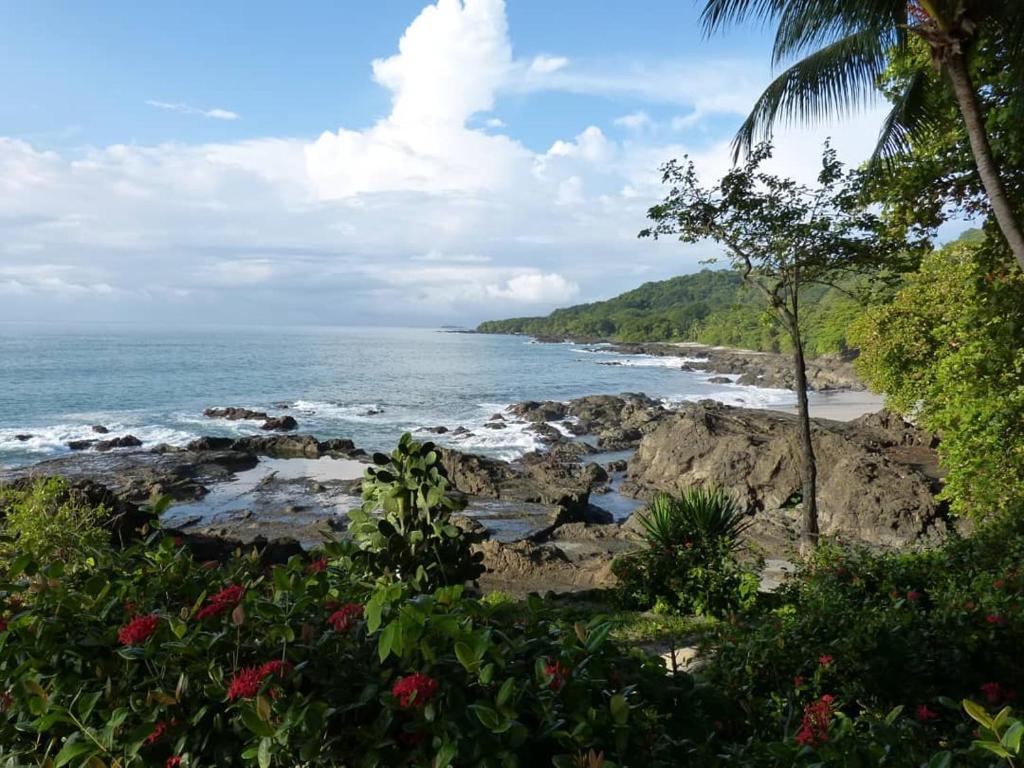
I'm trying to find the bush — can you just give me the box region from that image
[0,515,710,766]
[702,512,1024,764]
[0,477,109,571]
[611,490,759,617]
[347,433,485,592]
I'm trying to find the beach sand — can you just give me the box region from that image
[777,390,887,422]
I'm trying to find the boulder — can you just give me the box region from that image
[14,434,33,442]
[622,402,947,548]
[563,393,666,447]
[260,415,298,432]
[67,439,95,451]
[95,435,143,452]
[508,400,569,423]
[91,425,110,434]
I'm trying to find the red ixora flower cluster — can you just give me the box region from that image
[985,613,1004,625]
[165,757,182,768]
[818,654,834,667]
[916,704,939,722]
[392,673,439,709]
[328,603,363,632]
[118,613,159,646]
[195,584,245,621]
[307,557,328,574]
[544,660,571,692]
[980,681,1018,705]
[907,590,922,603]
[226,660,294,701]
[146,720,169,745]
[795,694,834,747]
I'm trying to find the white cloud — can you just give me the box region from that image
[146,100,241,120]
[614,111,652,130]
[484,117,506,128]
[527,54,569,75]
[0,0,894,325]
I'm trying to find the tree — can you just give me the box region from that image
[850,233,1024,517]
[640,143,908,549]
[700,0,1024,270]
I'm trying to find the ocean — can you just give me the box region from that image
[0,324,798,468]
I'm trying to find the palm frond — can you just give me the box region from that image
[701,0,786,34]
[733,29,891,159]
[771,0,906,65]
[868,65,938,170]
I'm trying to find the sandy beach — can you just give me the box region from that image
[779,390,887,421]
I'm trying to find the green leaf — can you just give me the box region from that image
[974,740,1013,759]
[1002,721,1024,753]
[610,693,630,726]
[926,751,952,768]
[496,678,515,708]
[455,641,477,672]
[258,736,273,768]
[434,742,457,768]
[240,707,275,738]
[963,699,995,729]
[55,739,95,767]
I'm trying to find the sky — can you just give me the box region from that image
[0,0,900,327]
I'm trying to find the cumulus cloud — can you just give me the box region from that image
[146,100,241,120]
[614,111,652,130]
[0,0,892,326]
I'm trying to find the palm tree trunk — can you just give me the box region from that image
[783,303,819,552]
[945,52,1024,271]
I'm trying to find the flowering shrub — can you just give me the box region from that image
[0,532,705,766]
[702,512,1024,764]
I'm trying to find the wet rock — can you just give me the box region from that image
[362,408,384,416]
[526,423,565,443]
[67,439,95,451]
[204,407,269,421]
[14,434,33,442]
[508,400,568,423]
[420,426,449,434]
[92,425,110,434]
[451,426,471,436]
[95,435,143,452]
[707,376,733,384]
[260,415,298,432]
[623,402,947,548]
[484,422,506,430]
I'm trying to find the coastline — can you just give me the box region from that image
[776,390,886,422]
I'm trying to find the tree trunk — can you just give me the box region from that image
[785,311,819,552]
[945,52,1024,271]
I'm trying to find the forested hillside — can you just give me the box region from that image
[477,268,874,356]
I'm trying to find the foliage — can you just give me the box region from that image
[347,433,485,592]
[703,511,1024,764]
[0,531,711,767]
[964,699,1024,764]
[850,235,1024,516]
[0,477,109,572]
[612,490,759,617]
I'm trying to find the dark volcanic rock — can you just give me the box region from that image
[204,407,270,421]
[14,434,33,442]
[565,393,666,448]
[260,415,298,432]
[92,425,110,434]
[95,435,143,452]
[707,376,734,384]
[67,439,95,450]
[622,401,946,547]
[420,426,450,434]
[508,400,569,423]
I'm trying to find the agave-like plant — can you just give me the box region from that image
[638,488,751,553]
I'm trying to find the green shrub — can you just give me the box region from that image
[0,477,109,571]
[347,433,485,593]
[611,490,759,617]
[0,529,711,767]
[703,512,1024,763]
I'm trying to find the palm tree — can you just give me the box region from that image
[701,0,1024,270]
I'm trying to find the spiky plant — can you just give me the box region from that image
[638,488,751,553]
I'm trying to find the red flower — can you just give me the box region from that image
[173,536,184,548]
[916,704,939,722]
[258,660,294,680]
[118,613,159,646]
[994,579,1006,589]
[981,682,1003,704]
[818,654,833,667]
[544,660,571,692]
[793,675,804,688]
[195,584,245,621]
[146,720,169,745]
[795,695,834,747]
[328,603,363,632]
[123,600,136,615]
[227,667,263,701]
[166,758,182,768]
[0,692,12,713]
[307,557,328,574]
[985,614,1004,625]
[906,590,921,603]
[392,673,439,709]
[0,618,7,633]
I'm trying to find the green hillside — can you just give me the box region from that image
[477,269,872,355]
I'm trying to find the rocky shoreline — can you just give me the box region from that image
[1,388,949,596]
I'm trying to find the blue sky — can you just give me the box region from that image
[0,0,892,326]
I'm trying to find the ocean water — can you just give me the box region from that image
[0,324,798,468]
